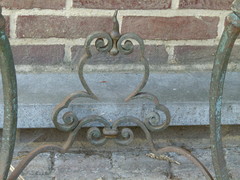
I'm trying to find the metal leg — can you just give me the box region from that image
[0,7,18,180]
[210,1,240,179]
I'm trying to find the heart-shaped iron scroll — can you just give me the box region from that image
[52,10,171,133]
[78,10,149,102]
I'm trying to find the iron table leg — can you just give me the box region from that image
[0,7,18,180]
[210,1,240,179]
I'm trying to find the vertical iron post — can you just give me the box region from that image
[0,6,18,180]
[210,0,240,179]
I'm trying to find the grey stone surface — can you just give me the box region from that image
[1,72,240,128]
[111,151,169,179]
[54,153,112,180]
[225,148,240,180]
[170,149,214,180]
[9,147,240,180]
[12,153,52,176]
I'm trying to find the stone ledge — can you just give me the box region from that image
[1,72,240,128]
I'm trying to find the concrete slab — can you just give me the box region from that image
[1,72,240,128]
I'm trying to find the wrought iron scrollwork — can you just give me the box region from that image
[78,11,149,102]
[8,10,214,180]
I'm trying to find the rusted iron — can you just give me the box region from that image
[209,0,240,179]
[0,6,18,180]
[154,147,213,180]
[7,10,214,180]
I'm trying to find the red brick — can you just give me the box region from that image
[174,46,216,64]
[12,45,65,65]
[179,0,233,10]
[1,0,66,10]
[174,45,240,64]
[122,16,219,40]
[71,45,168,65]
[0,16,10,37]
[16,16,113,38]
[4,16,10,37]
[230,45,240,63]
[73,0,171,9]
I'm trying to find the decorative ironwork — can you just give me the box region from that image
[52,10,171,137]
[6,10,213,180]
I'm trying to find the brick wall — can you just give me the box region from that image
[1,0,239,73]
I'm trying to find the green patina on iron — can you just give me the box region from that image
[209,1,240,179]
[0,6,18,180]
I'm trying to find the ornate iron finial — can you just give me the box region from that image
[110,10,121,56]
[111,10,120,39]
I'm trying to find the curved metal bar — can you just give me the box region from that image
[209,12,240,180]
[8,115,111,179]
[117,33,145,55]
[118,33,149,102]
[154,146,213,180]
[52,91,96,132]
[78,31,113,100]
[0,7,18,180]
[130,92,171,132]
[8,115,154,179]
[9,114,213,180]
[112,116,155,148]
[8,144,65,180]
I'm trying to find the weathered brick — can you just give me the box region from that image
[179,0,233,10]
[174,46,216,64]
[12,45,65,65]
[174,45,240,64]
[73,0,171,9]
[4,16,10,37]
[16,16,112,38]
[71,45,168,65]
[1,0,66,10]
[122,16,219,40]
